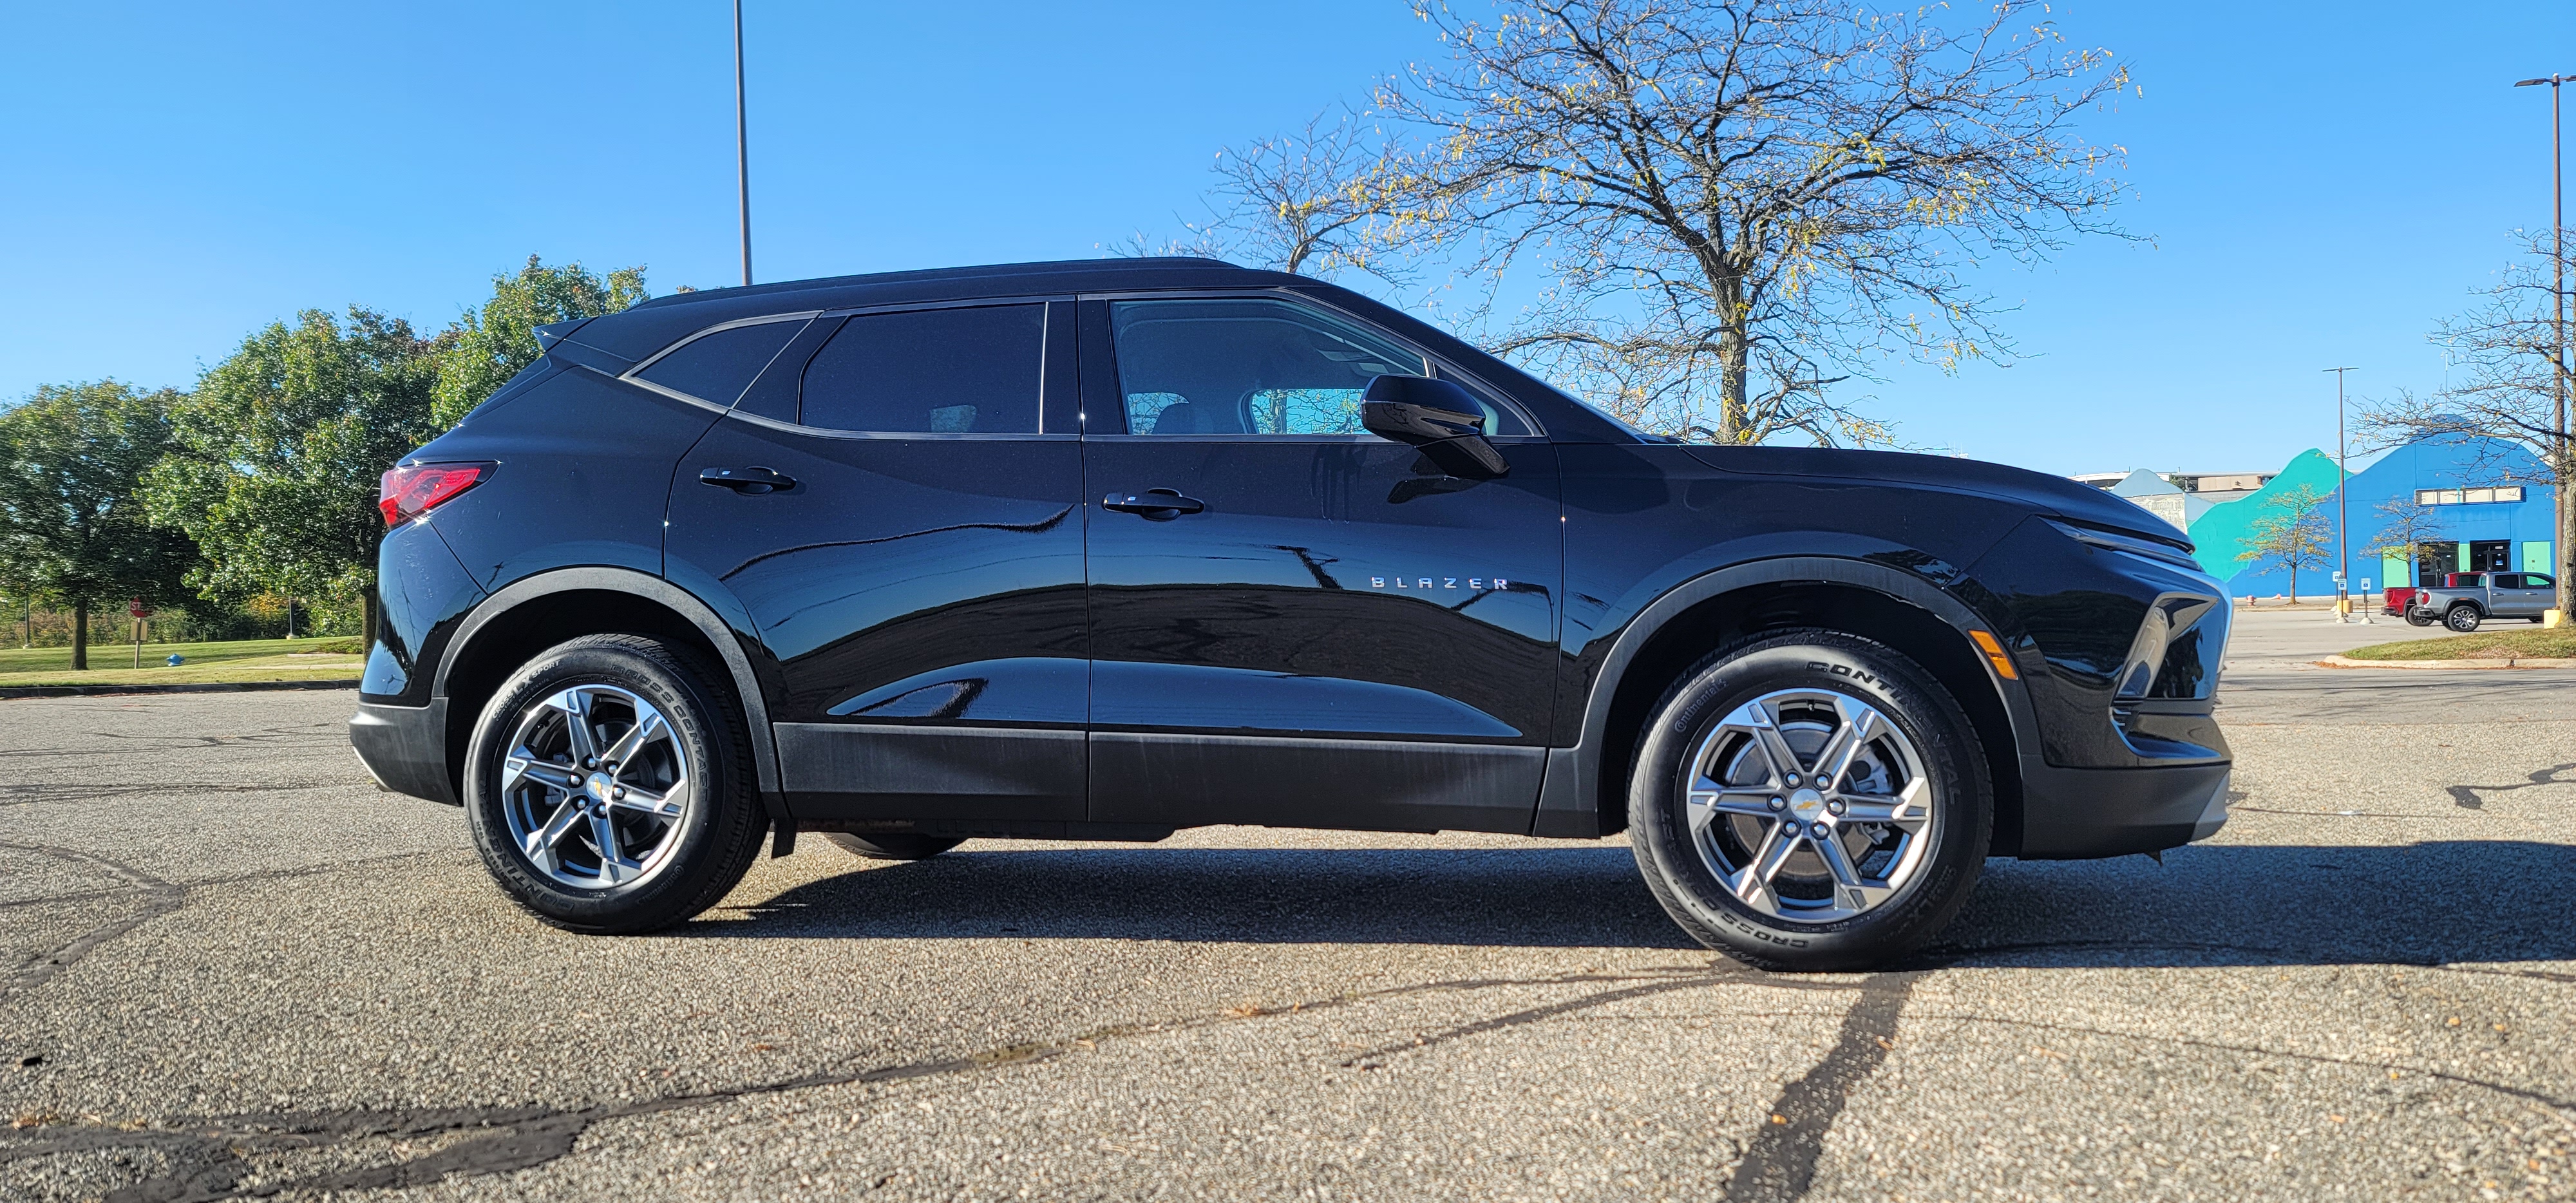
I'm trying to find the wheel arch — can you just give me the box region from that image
[1533,556,2038,854]
[432,567,782,811]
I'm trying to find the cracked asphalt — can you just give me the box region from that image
[3,608,2571,1201]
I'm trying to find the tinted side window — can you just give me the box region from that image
[1109,298,1513,436]
[636,319,809,406]
[799,305,1044,433]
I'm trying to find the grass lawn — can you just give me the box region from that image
[2344,624,2576,661]
[0,636,364,688]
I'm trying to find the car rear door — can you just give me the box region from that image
[663,299,1090,824]
[1076,294,1562,835]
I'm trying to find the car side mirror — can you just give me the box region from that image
[1359,375,1509,479]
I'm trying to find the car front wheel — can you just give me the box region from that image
[464,634,767,933]
[1627,629,1992,972]
[2445,605,2482,633]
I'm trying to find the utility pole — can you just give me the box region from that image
[2517,73,2571,617]
[2325,366,2358,622]
[735,0,753,288]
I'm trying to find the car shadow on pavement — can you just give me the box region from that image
[1935,840,2576,971]
[692,840,2576,968]
[707,845,1698,949]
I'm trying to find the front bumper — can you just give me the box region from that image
[350,699,455,805]
[2016,759,2230,859]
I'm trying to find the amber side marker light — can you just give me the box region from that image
[1967,630,2020,680]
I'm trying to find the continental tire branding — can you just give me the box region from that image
[1809,661,1893,692]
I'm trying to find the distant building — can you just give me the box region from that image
[2089,438,2559,598]
[2072,468,2278,522]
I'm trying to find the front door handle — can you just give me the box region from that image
[700,466,797,495]
[1101,488,1206,518]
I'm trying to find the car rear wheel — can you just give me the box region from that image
[464,634,766,934]
[1627,629,1992,972]
[2445,605,2482,633]
[2404,611,2433,627]
[823,833,964,860]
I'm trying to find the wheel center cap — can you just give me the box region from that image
[585,774,612,803]
[1788,788,1826,819]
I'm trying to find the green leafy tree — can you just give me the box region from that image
[0,383,199,668]
[433,255,647,426]
[144,308,444,638]
[2237,484,2334,602]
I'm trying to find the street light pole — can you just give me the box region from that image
[735,0,752,288]
[2326,366,2357,621]
[2517,73,2571,612]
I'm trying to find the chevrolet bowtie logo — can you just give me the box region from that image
[1369,576,1510,591]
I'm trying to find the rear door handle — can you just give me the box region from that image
[699,466,797,495]
[1101,488,1206,518]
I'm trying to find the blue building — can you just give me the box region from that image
[2178,435,2558,598]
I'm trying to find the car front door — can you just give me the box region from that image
[2501,573,2553,617]
[1077,294,1562,834]
[664,300,1090,824]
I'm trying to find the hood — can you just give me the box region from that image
[1686,445,2193,551]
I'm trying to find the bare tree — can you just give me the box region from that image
[1369,0,2132,444]
[1112,109,1407,284]
[2360,493,2448,589]
[2362,230,2573,613]
[2237,484,2333,603]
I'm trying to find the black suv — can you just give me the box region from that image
[352,258,2231,970]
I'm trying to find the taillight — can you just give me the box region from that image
[379,462,495,527]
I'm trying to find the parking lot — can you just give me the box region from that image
[2,607,2570,1201]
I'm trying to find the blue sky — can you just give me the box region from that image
[4,1,2572,475]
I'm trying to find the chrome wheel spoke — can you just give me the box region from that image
[599,712,667,771]
[1732,822,1801,914]
[610,779,686,821]
[1720,701,1803,785]
[1838,778,1931,832]
[549,689,600,763]
[588,810,631,884]
[502,753,578,795]
[1817,705,1880,790]
[522,799,585,867]
[1687,785,1781,836]
[1814,834,1890,911]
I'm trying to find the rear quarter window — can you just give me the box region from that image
[799,305,1045,433]
[634,319,810,407]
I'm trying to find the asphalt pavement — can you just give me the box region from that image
[2,607,2571,1200]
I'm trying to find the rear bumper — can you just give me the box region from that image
[2014,759,2230,859]
[350,699,455,805]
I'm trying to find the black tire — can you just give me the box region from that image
[2404,611,2432,627]
[2445,605,2481,633]
[1627,629,1992,972]
[823,833,964,861]
[464,634,766,934]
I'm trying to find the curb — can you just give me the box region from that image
[0,679,361,700]
[2315,654,2576,671]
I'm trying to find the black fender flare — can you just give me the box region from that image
[1531,555,2042,838]
[433,566,784,803]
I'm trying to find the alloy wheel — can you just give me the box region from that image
[498,684,693,889]
[1681,687,1937,923]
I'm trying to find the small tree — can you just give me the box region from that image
[2237,484,2333,602]
[0,383,198,668]
[2361,493,2447,587]
[432,256,647,427]
[1371,0,2134,444]
[2362,229,2573,612]
[143,307,444,639]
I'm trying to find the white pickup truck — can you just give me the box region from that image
[2405,571,2558,632]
